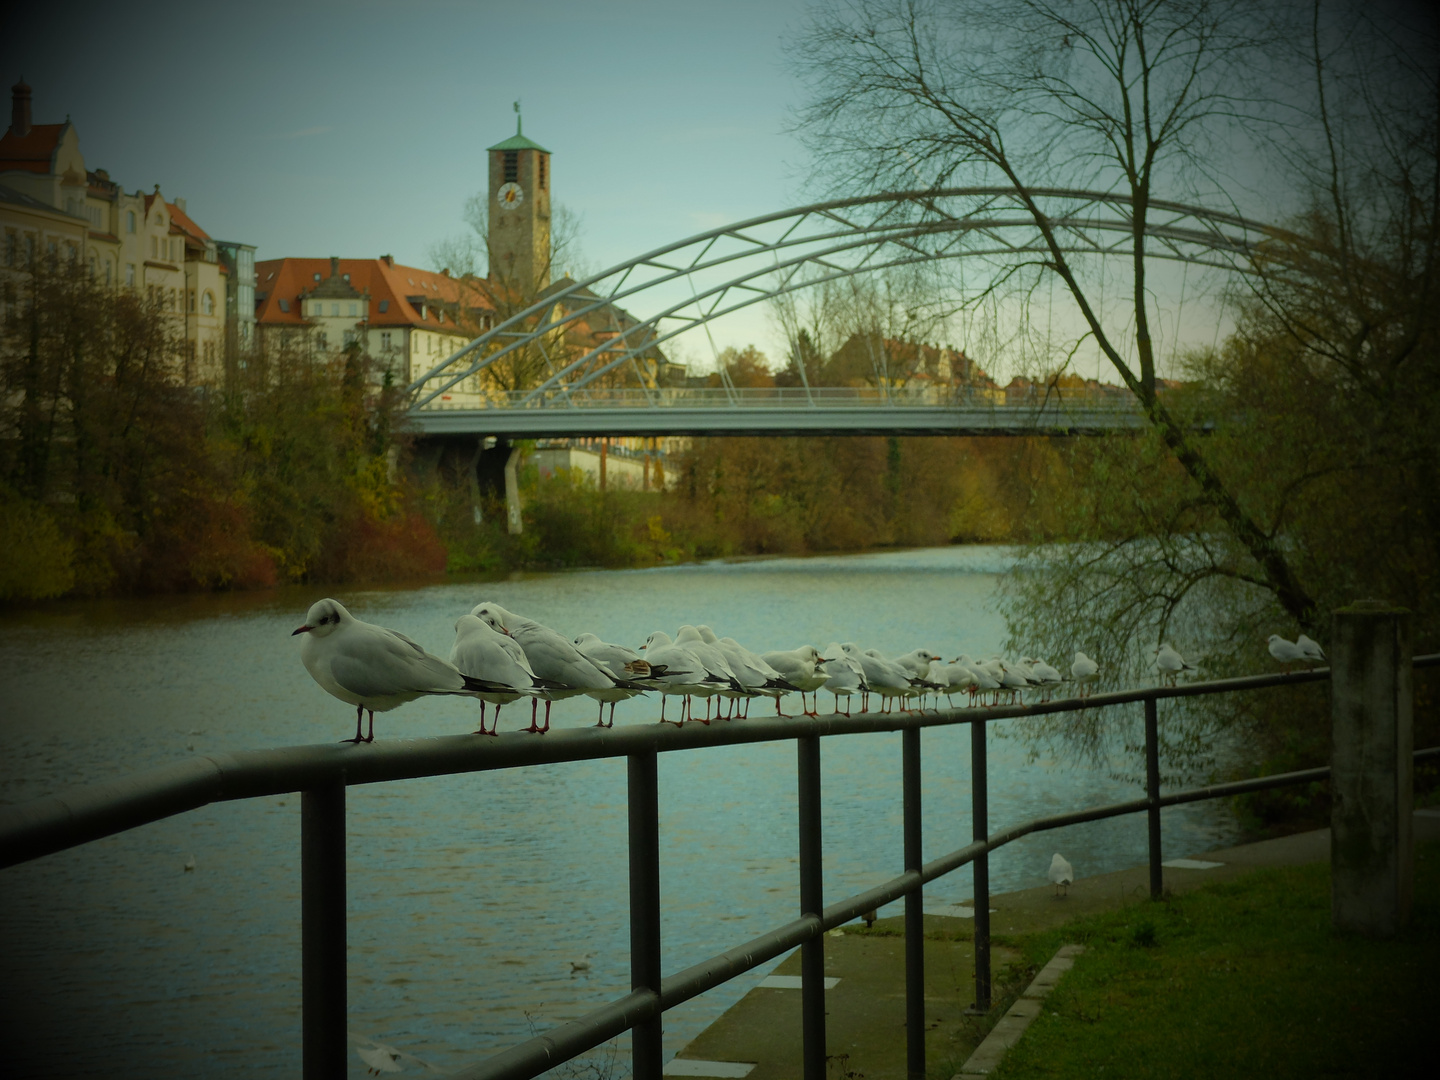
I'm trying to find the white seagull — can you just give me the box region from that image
[1070,651,1100,697]
[1048,853,1074,898]
[293,598,506,743]
[676,625,746,722]
[471,602,643,733]
[573,632,650,727]
[450,614,554,735]
[820,642,867,716]
[709,630,801,717]
[1155,643,1196,685]
[1296,634,1326,662]
[1023,657,1064,701]
[1267,634,1307,665]
[640,631,725,725]
[761,646,830,716]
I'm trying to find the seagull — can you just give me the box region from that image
[640,631,725,724]
[676,625,746,722]
[1267,634,1307,665]
[1048,853,1074,898]
[293,598,508,743]
[844,644,923,713]
[1296,634,1326,662]
[450,615,555,735]
[182,854,196,873]
[470,603,644,733]
[929,659,977,707]
[1154,643,1195,686]
[1071,651,1100,697]
[820,642,867,716]
[349,1030,443,1075]
[995,659,1033,705]
[573,632,650,727]
[1023,657,1064,701]
[709,630,801,717]
[957,654,1002,705]
[761,646,829,716]
[892,648,943,679]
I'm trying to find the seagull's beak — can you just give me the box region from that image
[292,625,313,636]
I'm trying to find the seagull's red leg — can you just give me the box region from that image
[608,701,617,728]
[596,700,606,727]
[540,700,552,734]
[345,704,365,743]
[527,697,542,734]
[473,700,488,736]
[365,710,376,743]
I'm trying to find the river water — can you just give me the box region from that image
[0,546,1239,1077]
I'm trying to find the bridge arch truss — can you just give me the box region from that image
[405,187,1287,419]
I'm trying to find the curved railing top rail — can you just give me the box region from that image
[6,659,1435,872]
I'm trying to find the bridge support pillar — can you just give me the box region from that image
[1331,602,1412,936]
[504,446,523,535]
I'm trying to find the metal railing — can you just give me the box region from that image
[2,658,1435,1080]
[416,385,1146,411]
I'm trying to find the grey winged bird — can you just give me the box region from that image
[294,598,510,743]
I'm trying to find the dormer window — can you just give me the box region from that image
[313,272,321,281]
[279,299,290,312]
[378,299,389,313]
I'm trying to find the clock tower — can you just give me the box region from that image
[487,110,552,295]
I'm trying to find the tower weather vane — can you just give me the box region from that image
[513,99,521,135]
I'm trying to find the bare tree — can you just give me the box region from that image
[792,0,1332,625]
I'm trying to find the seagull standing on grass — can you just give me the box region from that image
[294,598,507,743]
[1048,853,1074,898]
[1155,643,1196,686]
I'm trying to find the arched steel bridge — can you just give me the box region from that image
[406,187,1284,437]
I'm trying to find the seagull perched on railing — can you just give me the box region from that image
[573,632,650,727]
[1071,651,1100,697]
[470,602,645,733]
[450,615,559,735]
[1155,643,1196,686]
[1267,634,1307,665]
[820,642,867,716]
[1296,634,1326,662]
[709,631,801,717]
[640,630,726,724]
[761,646,829,716]
[293,598,510,743]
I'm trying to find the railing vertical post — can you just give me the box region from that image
[628,750,663,1077]
[971,719,991,1013]
[797,735,826,1080]
[1332,603,1413,936]
[903,728,925,1079]
[302,777,346,1080]
[1145,697,1163,900]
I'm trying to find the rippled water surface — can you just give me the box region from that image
[0,547,1240,1077]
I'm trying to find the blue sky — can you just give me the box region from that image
[4,0,816,357]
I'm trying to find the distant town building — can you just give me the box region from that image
[0,78,251,385]
[253,255,490,394]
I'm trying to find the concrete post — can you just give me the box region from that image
[504,447,523,535]
[1331,602,1412,936]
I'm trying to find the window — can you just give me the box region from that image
[188,289,196,312]
[539,153,547,190]
[105,260,112,285]
[88,206,102,228]
[25,235,35,266]
[202,291,215,315]
[381,331,393,351]
[330,302,339,316]
[169,288,177,311]
[313,272,321,282]
[125,263,135,286]
[504,150,518,182]
[343,330,356,347]
[126,210,136,233]
[348,302,357,317]
[279,298,290,312]
[316,332,328,350]
[378,299,389,313]
[88,252,97,278]
[5,232,15,266]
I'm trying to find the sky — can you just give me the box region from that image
[4,0,1325,379]
[3,0,816,360]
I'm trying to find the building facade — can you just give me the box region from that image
[0,79,247,385]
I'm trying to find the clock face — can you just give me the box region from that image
[497,182,524,211]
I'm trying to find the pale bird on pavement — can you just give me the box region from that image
[1048,853,1074,898]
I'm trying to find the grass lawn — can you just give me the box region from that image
[988,842,1439,1079]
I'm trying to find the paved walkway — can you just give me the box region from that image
[665,811,1440,1080]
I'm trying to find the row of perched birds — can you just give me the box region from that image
[292,599,1328,743]
[291,598,1107,742]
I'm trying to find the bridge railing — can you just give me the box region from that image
[2,657,1432,1080]
[415,384,1148,412]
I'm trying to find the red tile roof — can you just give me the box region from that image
[166,201,210,244]
[254,257,493,330]
[0,122,66,173]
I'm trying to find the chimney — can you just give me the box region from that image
[11,78,32,138]
[381,254,394,267]
[330,255,340,278]
[174,197,186,213]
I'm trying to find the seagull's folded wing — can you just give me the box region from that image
[333,630,466,696]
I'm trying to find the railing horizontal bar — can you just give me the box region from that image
[447,748,1438,1080]
[4,658,1436,870]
